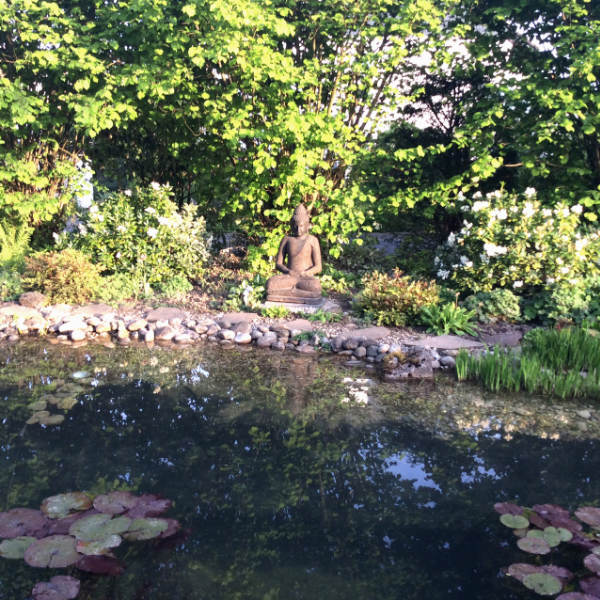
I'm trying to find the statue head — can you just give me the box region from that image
[291,204,310,236]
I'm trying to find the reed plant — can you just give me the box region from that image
[455,327,600,400]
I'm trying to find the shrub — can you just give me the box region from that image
[22,249,102,304]
[419,302,478,336]
[354,268,439,326]
[0,270,24,301]
[155,275,193,298]
[462,289,521,323]
[94,273,148,304]
[59,183,211,290]
[261,305,291,318]
[223,275,266,311]
[435,188,600,294]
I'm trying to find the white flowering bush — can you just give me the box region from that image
[435,188,600,295]
[58,183,211,291]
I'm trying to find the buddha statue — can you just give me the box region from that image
[266,204,323,304]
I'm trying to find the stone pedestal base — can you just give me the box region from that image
[261,298,342,315]
[265,294,323,305]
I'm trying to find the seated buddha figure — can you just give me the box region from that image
[266,204,322,304]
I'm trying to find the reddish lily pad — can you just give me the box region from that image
[158,518,181,539]
[501,514,529,529]
[93,492,138,515]
[494,502,523,515]
[69,514,131,541]
[76,554,124,575]
[517,536,551,555]
[32,575,80,600]
[528,511,550,530]
[42,493,92,519]
[533,504,571,519]
[523,573,562,596]
[0,508,48,539]
[581,577,600,596]
[543,565,574,583]
[125,495,171,519]
[585,554,600,575]
[47,510,99,535]
[571,533,599,551]
[548,515,584,533]
[123,518,168,541]
[508,563,542,582]
[577,508,600,529]
[24,535,80,568]
[0,536,36,559]
[557,594,600,600]
[76,535,122,556]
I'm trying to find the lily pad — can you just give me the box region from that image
[42,493,92,519]
[585,554,600,575]
[76,535,122,556]
[159,518,181,539]
[93,492,138,515]
[494,502,523,515]
[39,414,65,426]
[581,578,600,596]
[28,400,47,411]
[123,518,168,541]
[528,511,550,530]
[47,510,99,536]
[76,554,124,575]
[27,411,50,425]
[577,507,600,529]
[517,536,551,555]
[508,563,542,582]
[557,594,600,600]
[71,371,90,380]
[57,396,78,410]
[24,535,80,568]
[69,514,131,541]
[0,508,48,538]
[501,514,529,529]
[0,536,36,559]
[523,573,562,595]
[533,504,570,519]
[125,495,171,519]
[528,526,571,547]
[32,575,80,600]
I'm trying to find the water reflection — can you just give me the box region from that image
[0,341,599,599]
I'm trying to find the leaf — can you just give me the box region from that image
[0,508,48,538]
[494,502,523,515]
[576,507,600,529]
[523,573,562,595]
[517,536,551,555]
[42,493,92,519]
[76,554,124,575]
[557,593,600,600]
[580,578,600,596]
[93,491,138,515]
[123,518,168,541]
[32,575,80,600]
[76,534,122,556]
[500,514,529,529]
[24,535,80,568]
[585,554,600,575]
[0,536,36,559]
[125,494,171,518]
[69,514,131,541]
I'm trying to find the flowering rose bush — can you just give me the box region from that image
[435,188,600,295]
[58,183,211,291]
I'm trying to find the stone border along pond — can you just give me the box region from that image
[0,295,492,381]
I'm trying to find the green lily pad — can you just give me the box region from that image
[523,573,562,595]
[517,536,551,555]
[57,383,85,394]
[28,400,47,411]
[576,507,600,529]
[71,371,90,380]
[0,536,36,559]
[57,396,78,410]
[32,575,80,600]
[124,518,169,541]
[501,514,530,529]
[41,493,92,519]
[69,514,131,541]
[39,414,65,426]
[93,491,138,515]
[24,535,80,568]
[26,411,50,425]
[527,526,566,547]
[76,534,122,556]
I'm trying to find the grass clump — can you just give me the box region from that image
[456,327,600,399]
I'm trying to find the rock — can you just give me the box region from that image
[0,304,43,319]
[354,346,367,359]
[366,345,379,357]
[145,307,187,322]
[86,316,101,327]
[258,325,270,333]
[219,329,235,341]
[141,328,154,342]
[70,329,87,341]
[577,409,592,419]
[271,341,286,351]
[58,320,87,334]
[234,321,252,334]
[174,333,193,344]
[220,312,255,329]
[127,319,147,332]
[256,336,274,348]
[18,291,48,309]
[234,332,252,344]
[95,322,112,334]
[116,327,129,340]
[344,338,359,350]
[406,335,484,351]
[282,319,313,333]
[296,344,316,354]
[285,343,296,350]
[71,303,114,317]
[155,326,176,341]
[206,324,220,336]
[378,343,390,354]
[220,340,235,349]
[439,355,456,369]
[194,324,208,334]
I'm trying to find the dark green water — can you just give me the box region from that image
[1,340,600,600]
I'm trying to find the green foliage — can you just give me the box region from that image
[22,249,102,305]
[435,188,600,294]
[319,265,359,295]
[306,309,343,323]
[354,269,439,327]
[0,270,24,301]
[0,222,32,270]
[94,273,149,305]
[223,275,266,311]
[155,275,193,299]
[462,289,522,323]
[419,302,477,336]
[457,327,600,399]
[261,305,291,319]
[59,183,210,291]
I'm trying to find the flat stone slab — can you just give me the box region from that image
[261,299,336,315]
[281,319,313,332]
[0,304,42,319]
[337,327,390,342]
[406,335,485,350]
[266,295,323,305]
[220,312,256,329]
[145,307,187,322]
[70,303,115,317]
[479,331,523,347]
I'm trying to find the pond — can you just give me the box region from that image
[1,340,600,599]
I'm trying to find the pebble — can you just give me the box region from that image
[234,332,252,344]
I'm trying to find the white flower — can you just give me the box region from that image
[542,208,552,217]
[473,191,483,199]
[457,191,465,200]
[472,200,490,212]
[150,181,161,191]
[116,225,127,233]
[434,256,440,266]
[460,255,471,266]
[462,220,473,230]
[446,232,456,247]
[483,242,507,257]
[147,227,158,238]
[157,216,170,226]
[512,280,523,288]
[77,223,87,235]
[77,195,93,209]
[145,207,157,214]
[115,252,121,259]
[575,238,588,251]
[546,277,555,284]
[556,257,563,265]
[437,269,450,280]
[124,189,132,197]
[490,208,507,220]
[559,266,569,274]
[571,204,583,214]
[524,187,536,198]
[522,202,535,218]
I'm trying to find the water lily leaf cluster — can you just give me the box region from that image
[496,502,600,597]
[0,491,181,599]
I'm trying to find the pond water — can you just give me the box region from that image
[1,340,600,600]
